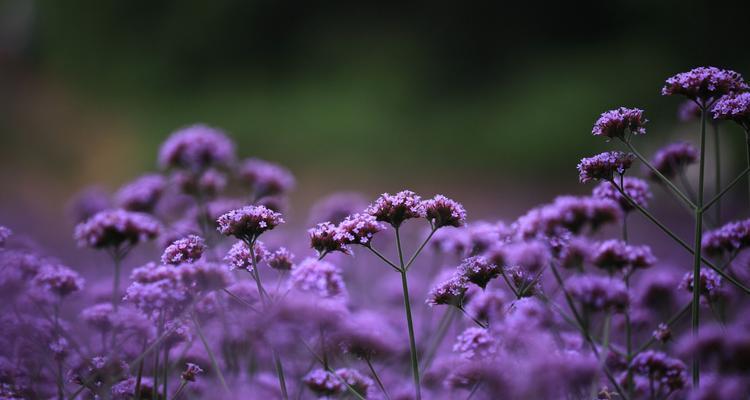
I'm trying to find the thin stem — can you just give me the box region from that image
[745,128,750,204]
[420,308,457,371]
[135,340,146,399]
[365,358,391,400]
[466,381,482,400]
[171,380,188,400]
[712,122,721,223]
[162,346,169,400]
[395,228,421,400]
[499,267,520,298]
[458,306,487,329]
[404,226,437,271]
[702,167,750,212]
[152,313,163,400]
[624,140,696,210]
[191,313,231,394]
[222,288,259,312]
[625,274,633,398]
[364,245,401,272]
[272,349,289,400]
[690,106,708,388]
[112,252,121,311]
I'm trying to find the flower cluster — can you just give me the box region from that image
[158,124,236,170]
[591,107,647,139]
[238,158,295,198]
[565,275,629,313]
[649,141,698,179]
[712,92,750,128]
[366,190,426,228]
[661,66,748,103]
[591,239,656,273]
[114,174,166,212]
[74,209,160,250]
[289,258,347,300]
[592,176,651,212]
[577,151,635,183]
[216,205,284,241]
[680,269,723,303]
[701,218,750,256]
[161,235,206,265]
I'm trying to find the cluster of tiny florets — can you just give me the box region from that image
[577,151,635,183]
[366,190,426,228]
[424,194,467,228]
[591,239,656,273]
[592,107,647,139]
[680,269,723,303]
[334,213,385,246]
[712,92,750,128]
[161,235,206,265]
[566,275,629,313]
[114,174,166,212]
[238,158,295,198]
[661,66,748,102]
[74,210,161,250]
[216,205,284,241]
[158,124,236,170]
[701,218,750,256]
[426,275,468,307]
[592,177,651,212]
[649,141,699,179]
[289,258,347,300]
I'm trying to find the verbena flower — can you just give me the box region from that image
[80,303,115,332]
[114,174,166,212]
[334,368,374,397]
[216,205,284,242]
[181,363,204,382]
[680,269,723,303]
[591,239,656,273]
[453,327,498,360]
[653,323,672,343]
[309,222,350,256]
[592,177,651,212]
[303,369,344,397]
[464,289,506,322]
[514,196,622,238]
[179,261,231,293]
[289,258,347,300]
[266,247,295,271]
[649,141,699,180]
[0,226,11,248]
[366,190,425,228]
[161,235,206,265]
[701,218,750,256]
[556,236,593,270]
[592,107,647,140]
[172,168,227,197]
[566,275,629,313]
[424,194,467,228]
[629,350,687,397]
[238,158,295,198]
[158,124,236,170]
[426,275,468,306]
[712,92,750,129]
[456,256,500,289]
[334,312,398,360]
[32,265,84,298]
[225,240,267,272]
[662,66,748,103]
[67,186,111,223]
[334,213,385,246]
[74,209,160,250]
[577,151,635,183]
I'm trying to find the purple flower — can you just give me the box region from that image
[515,196,622,238]
[80,303,115,332]
[629,350,687,396]
[172,168,227,197]
[289,258,347,300]
[225,240,267,272]
[67,186,111,223]
[158,124,236,170]
[424,194,467,229]
[308,192,368,225]
[426,275,468,306]
[303,369,344,397]
[266,247,295,271]
[334,213,385,246]
[652,323,672,343]
[453,327,497,360]
[592,177,651,212]
[74,209,160,250]
[662,66,748,103]
[161,235,206,265]
[592,107,648,139]
[334,368,373,397]
[309,222,350,256]
[456,256,500,289]
[464,289,506,322]
[114,174,166,212]
[680,269,723,302]
[32,265,84,298]
[712,92,750,129]
[216,205,284,242]
[181,363,204,382]
[701,218,750,256]
[566,275,629,313]
[556,236,593,270]
[0,226,11,248]
[366,190,426,228]
[591,239,656,273]
[238,158,295,198]
[577,151,635,183]
[650,141,699,179]
[678,100,702,122]
[333,312,398,360]
[179,261,231,293]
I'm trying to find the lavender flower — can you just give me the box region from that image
[289,258,347,300]
[592,107,648,140]
[662,66,748,103]
[0,226,10,248]
[712,92,750,128]
[334,213,385,246]
[172,168,228,196]
[680,269,723,303]
[225,240,267,271]
[591,239,656,273]
[216,205,284,242]
[577,151,635,183]
[74,209,160,250]
[32,265,84,298]
[465,289,506,322]
[424,194,467,228]
[238,158,295,198]
[701,218,750,256]
[366,190,425,228]
[179,261,232,292]
[161,235,206,265]
[566,275,629,313]
[453,327,497,360]
[309,222,350,256]
[456,256,500,289]
[649,141,699,179]
[114,174,166,212]
[592,177,651,212]
[158,124,236,170]
[426,275,468,306]
[629,350,687,396]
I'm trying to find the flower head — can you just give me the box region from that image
[701,218,750,256]
[427,275,468,306]
[0,226,11,248]
[81,303,115,332]
[267,247,295,271]
[456,256,500,289]
[678,100,702,122]
[650,141,699,180]
[566,275,629,313]
[303,370,344,397]
[225,240,267,272]
[181,363,203,382]
[680,269,723,303]
[424,194,467,229]
[453,327,498,360]
[33,265,84,298]
[289,258,347,300]
[366,190,425,228]
[216,205,284,241]
[592,239,656,273]
[238,158,295,198]
[629,351,687,396]
[577,151,635,183]
[158,124,236,170]
[592,107,647,139]
[114,174,166,212]
[334,213,385,246]
[309,222,350,256]
[712,92,750,128]
[653,323,672,343]
[662,66,748,103]
[592,177,651,212]
[74,210,160,250]
[161,235,206,265]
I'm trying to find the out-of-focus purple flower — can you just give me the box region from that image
[334,368,374,397]
[662,66,748,103]
[649,141,699,180]
[266,247,295,271]
[0,226,10,248]
[465,288,506,322]
[679,323,750,374]
[426,275,468,307]
[309,222,350,256]
[334,213,385,246]
[424,194,467,229]
[577,151,635,183]
[158,124,236,171]
[32,265,84,298]
[179,261,232,293]
[712,92,750,128]
[80,303,115,332]
[216,205,284,242]
[114,174,166,212]
[172,168,228,197]
[701,218,750,256]
[456,256,500,289]
[653,323,672,343]
[238,158,295,198]
[592,177,651,212]
[111,377,156,400]
[591,239,656,273]
[289,258,347,300]
[366,190,426,228]
[566,275,629,313]
[629,350,687,397]
[334,312,398,360]
[556,236,592,270]
[467,221,513,254]
[67,186,111,223]
[688,375,749,400]
[181,363,204,382]
[125,265,188,317]
[303,369,344,397]
[680,269,723,303]
[308,192,368,226]
[74,209,160,250]
[453,327,497,360]
[592,107,648,139]
[225,240,267,272]
[161,235,206,265]
[678,100,702,122]
[431,226,471,257]
[515,196,622,239]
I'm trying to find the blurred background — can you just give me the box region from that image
[2,0,750,248]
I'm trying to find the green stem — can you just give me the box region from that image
[171,380,188,400]
[366,358,391,400]
[458,306,487,329]
[191,313,231,394]
[395,227,421,400]
[365,245,401,272]
[404,226,437,271]
[272,349,289,400]
[690,106,708,388]
[162,347,169,400]
[702,167,750,211]
[624,140,696,209]
[712,123,721,223]
[112,252,121,311]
